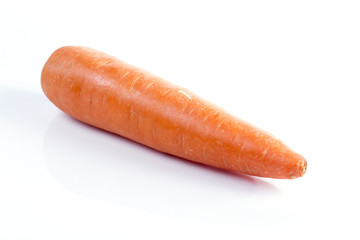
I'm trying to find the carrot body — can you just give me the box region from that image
[41,46,307,179]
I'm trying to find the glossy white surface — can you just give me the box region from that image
[1,1,360,239]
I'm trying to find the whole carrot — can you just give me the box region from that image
[41,46,307,179]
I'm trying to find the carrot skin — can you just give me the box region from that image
[41,46,307,179]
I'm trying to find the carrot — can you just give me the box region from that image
[41,46,307,179]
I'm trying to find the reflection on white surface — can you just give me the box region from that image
[43,113,283,222]
[0,86,56,135]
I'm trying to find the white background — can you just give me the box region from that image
[1,0,359,239]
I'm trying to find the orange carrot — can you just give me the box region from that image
[41,46,307,179]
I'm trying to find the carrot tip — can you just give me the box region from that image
[288,157,307,179]
[297,158,307,177]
